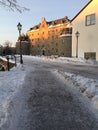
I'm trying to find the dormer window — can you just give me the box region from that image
[52,22,56,25]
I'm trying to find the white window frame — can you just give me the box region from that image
[85,14,95,26]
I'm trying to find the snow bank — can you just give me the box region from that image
[0,65,26,130]
[0,56,7,62]
[41,56,98,65]
[55,70,98,110]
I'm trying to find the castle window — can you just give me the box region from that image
[42,25,45,28]
[85,14,95,26]
[37,44,40,47]
[56,49,58,52]
[62,39,64,43]
[56,43,58,46]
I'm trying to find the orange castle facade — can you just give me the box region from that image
[26,16,72,57]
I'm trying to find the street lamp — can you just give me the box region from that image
[75,31,80,58]
[17,22,23,64]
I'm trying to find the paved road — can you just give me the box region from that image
[17,59,98,130]
[41,61,98,80]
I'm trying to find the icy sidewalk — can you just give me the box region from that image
[0,65,26,130]
[0,55,98,129]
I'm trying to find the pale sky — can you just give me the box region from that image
[0,0,89,46]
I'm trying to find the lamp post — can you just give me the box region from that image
[17,22,23,64]
[75,31,80,58]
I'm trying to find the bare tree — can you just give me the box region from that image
[0,0,29,13]
[3,40,12,47]
[3,41,13,55]
[0,44,3,56]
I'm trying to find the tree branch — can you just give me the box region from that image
[0,0,29,13]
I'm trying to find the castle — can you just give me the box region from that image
[16,16,72,57]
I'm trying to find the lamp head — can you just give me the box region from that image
[75,31,80,37]
[17,22,22,31]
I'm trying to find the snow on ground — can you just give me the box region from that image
[0,56,7,62]
[0,55,98,129]
[0,64,26,130]
[42,56,98,65]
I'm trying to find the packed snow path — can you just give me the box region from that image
[17,59,98,130]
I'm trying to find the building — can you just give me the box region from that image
[26,16,72,57]
[16,34,30,55]
[71,0,98,60]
